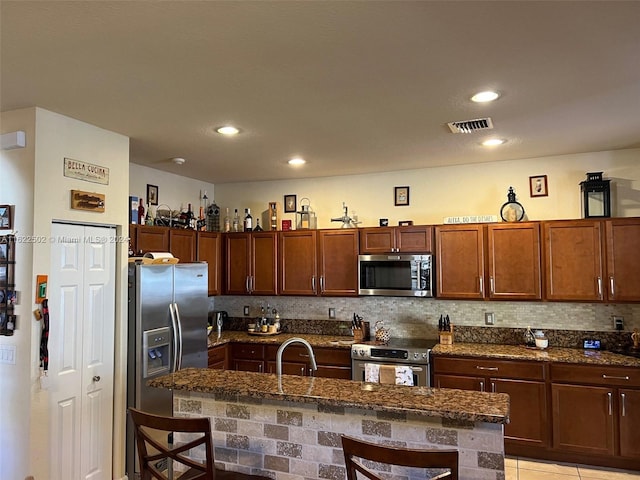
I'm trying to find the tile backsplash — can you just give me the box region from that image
[211,296,639,339]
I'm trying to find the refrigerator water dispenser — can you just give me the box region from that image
[143,327,170,377]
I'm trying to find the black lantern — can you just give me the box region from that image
[500,186,525,222]
[580,172,611,218]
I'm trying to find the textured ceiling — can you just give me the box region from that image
[2,1,639,184]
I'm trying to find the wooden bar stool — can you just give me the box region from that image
[129,407,270,480]
[341,435,459,480]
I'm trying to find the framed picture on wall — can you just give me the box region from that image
[394,186,410,206]
[147,184,159,205]
[529,175,548,197]
[0,205,12,230]
[284,194,297,213]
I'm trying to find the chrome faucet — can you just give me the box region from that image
[276,337,317,377]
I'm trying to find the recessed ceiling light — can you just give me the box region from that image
[215,125,240,136]
[482,138,506,147]
[471,91,500,103]
[288,157,306,166]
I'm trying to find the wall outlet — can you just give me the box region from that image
[243,305,250,316]
[328,308,336,319]
[613,316,624,330]
[485,312,495,325]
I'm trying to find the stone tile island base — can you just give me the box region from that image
[173,391,505,480]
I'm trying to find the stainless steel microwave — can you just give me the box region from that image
[358,254,433,297]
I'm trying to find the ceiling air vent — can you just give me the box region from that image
[447,117,494,134]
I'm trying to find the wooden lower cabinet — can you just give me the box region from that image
[227,342,351,379]
[432,356,548,451]
[207,344,228,370]
[619,389,640,459]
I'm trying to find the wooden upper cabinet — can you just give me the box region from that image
[605,218,640,302]
[435,224,485,299]
[487,223,542,300]
[250,232,278,295]
[197,231,222,296]
[224,232,277,295]
[169,229,197,262]
[318,229,359,296]
[359,225,433,254]
[279,230,317,295]
[135,225,169,254]
[543,220,604,301]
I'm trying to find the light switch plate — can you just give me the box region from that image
[328,308,336,319]
[243,305,250,316]
[0,345,16,365]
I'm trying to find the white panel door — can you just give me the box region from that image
[49,223,116,480]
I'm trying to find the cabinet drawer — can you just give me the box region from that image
[433,356,545,380]
[264,345,351,367]
[208,345,227,365]
[551,363,640,387]
[232,343,265,360]
[265,345,313,363]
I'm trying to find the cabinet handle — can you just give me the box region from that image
[490,276,495,294]
[491,382,496,393]
[610,277,615,297]
[320,276,325,293]
[479,381,484,392]
[298,353,310,358]
[258,364,263,373]
[245,276,250,293]
[479,277,484,295]
[607,392,613,415]
[597,277,602,299]
[476,366,498,371]
[621,393,627,417]
[602,374,630,381]
[301,367,306,376]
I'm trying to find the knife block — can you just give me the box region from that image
[439,325,454,345]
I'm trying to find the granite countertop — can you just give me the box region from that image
[149,367,509,424]
[432,343,640,368]
[208,331,355,349]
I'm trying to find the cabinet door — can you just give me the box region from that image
[315,365,352,379]
[136,226,169,254]
[318,229,359,296]
[493,378,548,448]
[435,225,485,299]
[224,233,251,294]
[396,225,433,253]
[433,374,484,391]
[207,344,227,369]
[197,232,222,295]
[487,223,541,300]
[359,228,396,253]
[266,361,308,376]
[619,388,640,458]
[279,231,317,295]
[543,220,604,301]
[233,359,264,373]
[605,218,640,302]
[169,229,197,262]
[551,383,615,456]
[251,232,278,295]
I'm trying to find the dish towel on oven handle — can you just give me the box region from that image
[379,365,414,386]
[364,363,380,383]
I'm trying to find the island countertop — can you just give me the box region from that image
[431,342,640,367]
[149,367,510,424]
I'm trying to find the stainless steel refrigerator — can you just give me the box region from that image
[126,262,208,478]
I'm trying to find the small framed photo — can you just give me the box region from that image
[284,194,297,213]
[398,220,414,227]
[146,184,159,206]
[394,186,410,206]
[0,205,12,230]
[529,175,548,197]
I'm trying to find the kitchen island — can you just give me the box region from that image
[150,368,508,480]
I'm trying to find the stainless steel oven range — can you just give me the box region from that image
[351,338,438,387]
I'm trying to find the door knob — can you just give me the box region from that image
[92,375,101,382]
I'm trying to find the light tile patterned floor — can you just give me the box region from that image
[505,456,640,480]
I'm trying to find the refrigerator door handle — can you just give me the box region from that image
[169,303,180,372]
[173,302,184,370]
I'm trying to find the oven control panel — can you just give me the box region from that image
[351,344,430,364]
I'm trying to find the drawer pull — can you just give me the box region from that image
[299,353,310,358]
[491,382,496,393]
[476,366,499,371]
[602,374,630,381]
[479,381,484,392]
[621,393,626,417]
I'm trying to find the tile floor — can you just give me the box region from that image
[505,456,640,480]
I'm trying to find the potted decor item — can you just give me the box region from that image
[374,320,390,344]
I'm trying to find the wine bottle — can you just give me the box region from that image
[244,208,253,232]
[138,198,145,225]
[253,218,263,231]
[223,208,231,232]
[232,209,240,232]
[187,203,195,229]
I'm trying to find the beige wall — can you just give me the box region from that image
[1,107,130,480]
